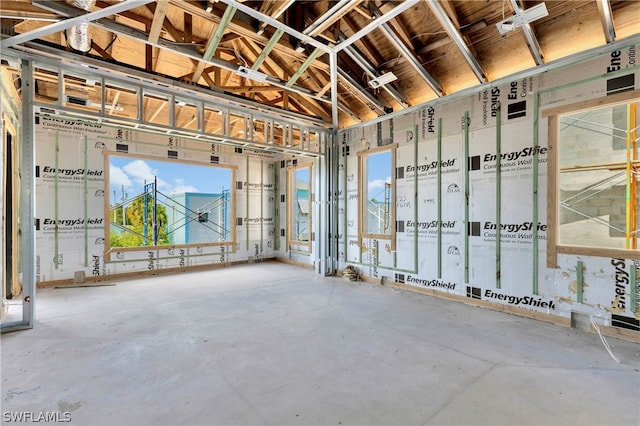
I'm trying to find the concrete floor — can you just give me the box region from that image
[2,262,639,426]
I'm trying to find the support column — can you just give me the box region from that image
[16,58,35,330]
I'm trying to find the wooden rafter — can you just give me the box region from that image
[241,38,284,78]
[192,6,237,83]
[147,0,169,44]
[169,0,331,73]
[90,40,115,61]
[225,86,283,93]
[341,14,385,66]
[256,0,296,35]
[184,12,192,43]
[303,0,362,38]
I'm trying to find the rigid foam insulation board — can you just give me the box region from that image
[338,42,640,332]
[33,116,304,283]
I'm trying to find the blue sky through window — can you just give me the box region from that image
[109,156,231,203]
[367,151,391,202]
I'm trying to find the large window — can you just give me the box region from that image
[547,93,639,262]
[358,145,396,240]
[287,163,312,252]
[106,154,235,255]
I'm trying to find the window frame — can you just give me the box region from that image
[357,143,397,247]
[287,161,313,252]
[103,151,237,261]
[544,89,640,267]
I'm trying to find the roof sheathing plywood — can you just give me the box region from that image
[535,1,605,62]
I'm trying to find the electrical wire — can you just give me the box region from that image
[590,315,621,363]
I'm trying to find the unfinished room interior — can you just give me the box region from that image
[1,0,639,424]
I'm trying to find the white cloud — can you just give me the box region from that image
[167,178,199,195]
[170,184,199,194]
[368,177,391,197]
[109,164,132,188]
[122,160,169,190]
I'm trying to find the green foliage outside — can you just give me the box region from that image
[110,194,170,247]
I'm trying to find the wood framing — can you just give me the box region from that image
[545,92,640,266]
[1,113,21,299]
[357,143,397,249]
[102,150,238,262]
[287,161,313,253]
[542,89,640,118]
[547,114,558,268]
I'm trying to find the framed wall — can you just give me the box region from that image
[544,89,640,265]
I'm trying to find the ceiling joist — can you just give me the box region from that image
[595,0,616,44]
[370,4,444,97]
[1,0,155,49]
[2,0,637,128]
[425,0,487,83]
[147,0,169,44]
[509,0,544,65]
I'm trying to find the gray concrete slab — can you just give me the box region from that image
[1,262,639,425]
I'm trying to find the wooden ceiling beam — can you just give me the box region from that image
[147,0,169,44]
[256,0,296,35]
[370,4,444,96]
[0,2,59,21]
[341,15,385,66]
[303,0,362,37]
[317,82,332,98]
[304,67,327,93]
[201,71,216,88]
[287,97,315,116]
[169,0,330,72]
[224,86,283,93]
[184,12,192,43]
[425,0,487,82]
[145,23,154,72]
[251,28,284,71]
[192,5,237,83]
[290,94,332,121]
[242,38,283,78]
[90,40,115,61]
[96,1,152,26]
[353,5,372,20]
[267,96,284,106]
[286,48,324,88]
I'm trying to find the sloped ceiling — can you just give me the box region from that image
[1,0,639,128]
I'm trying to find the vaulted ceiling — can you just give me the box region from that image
[1,0,639,128]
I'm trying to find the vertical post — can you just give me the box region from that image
[273,161,279,251]
[496,102,502,289]
[464,111,470,283]
[143,182,149,245]
[121,185,126,225]
[437,117,442,278]
[532,93,540,294]
[626,102,637,249]
[630,265,637,314]
[413,124,419,275]
[153,176,158,246]
[260,159,264,256]
[20,58,35,329]
[343,136,348,266]
[330,51,339,129]
[246,156,249,250]
[84,135,88,267]
[576,260,584,304]
[331,132,339,274]
[54,132,59,270]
